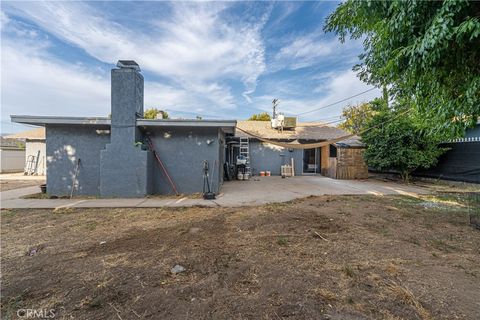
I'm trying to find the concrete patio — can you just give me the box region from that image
[0,176,428,209]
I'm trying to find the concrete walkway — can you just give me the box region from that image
[0,172,45,181]
[1,186,44,201]
[1,176,428,209]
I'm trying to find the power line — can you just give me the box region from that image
[163,109,224,119]
[296,87,377,116]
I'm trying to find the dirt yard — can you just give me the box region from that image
[1,193,479,319]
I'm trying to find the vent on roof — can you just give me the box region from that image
[116,60,141,72]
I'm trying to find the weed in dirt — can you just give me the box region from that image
[53,207,75,214]
[77,296,103,310]
[2,289,30,318]
[312,288,337,301]
[375,224,390,236]
[277,236,288,246]
[430,239,456,252]
[394,196,424,207]
[406,236,420,246]
[85,221,98,231]
[385,263,400,276]
[346,297,354,304]
[386,282,432,320]
[343,265,355,278]
[423,221,434,229]
[1,210,16,219]
[265,202,290,213]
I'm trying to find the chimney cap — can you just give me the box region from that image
[116,60,141,72]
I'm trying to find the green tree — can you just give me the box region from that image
[325,1,480,138]
[144,108,169,119]
[248,112,271,121]
[362,108,447,182]
[339,101,381,134]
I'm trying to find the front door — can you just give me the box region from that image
[303,148,319,174]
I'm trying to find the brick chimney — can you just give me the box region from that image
[110,60,144,145]
[100,60,152,197]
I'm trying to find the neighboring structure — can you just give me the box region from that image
[12,61,235,197]
[232,120,368,179]
[5,128,46,175]
[414,123,480,183]
[0,137,25,173]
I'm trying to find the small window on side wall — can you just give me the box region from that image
[329,144,337,158]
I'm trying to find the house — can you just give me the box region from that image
[11,61,235,197]
[230,120,368,179]
[0,137,25,173]
[5,127,46,175]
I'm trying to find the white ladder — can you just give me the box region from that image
[239,137,251,174]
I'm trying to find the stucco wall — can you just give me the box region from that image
[45,125,227,196]
[0,149,25,173]
[249,140,303,176]
[147,127,224,194]
[26,140,46,175]
[100,144,152,198]
[46,125,110,196]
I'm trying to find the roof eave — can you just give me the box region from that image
[136,119,237,134]
[11,115,111,126]
[11,115,237,133]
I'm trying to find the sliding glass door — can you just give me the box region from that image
[303,148,319,174]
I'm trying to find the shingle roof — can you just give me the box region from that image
[5,128,45,140]
[236,120,364,147]
[0,137,25,149]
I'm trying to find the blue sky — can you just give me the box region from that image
[1,1,381,134]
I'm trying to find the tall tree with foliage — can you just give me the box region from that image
[325,0,480,138]
[339,100,384,134]
[248,112,271,121]
[362,106,447,181]
[144,108,169,119]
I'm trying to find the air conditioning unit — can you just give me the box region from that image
[272,115,297,130]
[283,117,297,129]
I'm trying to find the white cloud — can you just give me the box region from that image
[272,29,363,71]
[250,69,382,122]
[275,36,337,70]
[1,41,111,120]
[0,10,9,28]
[4,2,268,103]
[0,2,378,132]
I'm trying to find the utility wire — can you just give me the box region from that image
[296,87,377,116]
[164,109,224,119]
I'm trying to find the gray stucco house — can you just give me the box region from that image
[12,61,235,197]
[11,60,369,198]
[230,121,368,179]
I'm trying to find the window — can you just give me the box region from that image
[329,145,337,158]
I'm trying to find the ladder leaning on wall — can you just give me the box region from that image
[239,137,251,175]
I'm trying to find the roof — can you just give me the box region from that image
[236,120,364,147]
[10,115,110,126]
[5,127,45,140]
[137,119,236,133]
[10,115,237,134]
[0,137,25,150]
